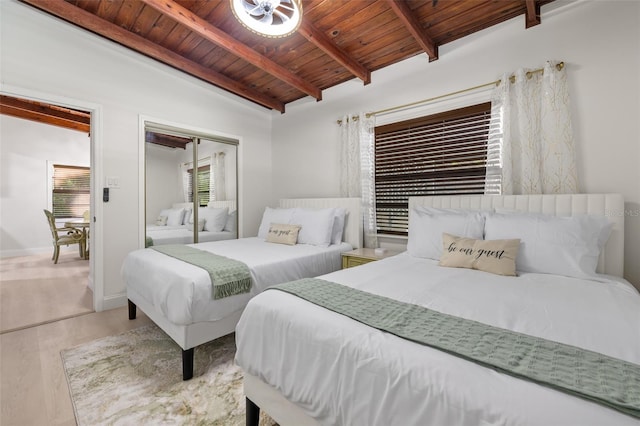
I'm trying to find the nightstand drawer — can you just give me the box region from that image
[342,256,375,269]
[341,248,402,269]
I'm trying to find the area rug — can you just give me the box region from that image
[61,324,276,425]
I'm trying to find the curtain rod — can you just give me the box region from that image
[337,62,564,124]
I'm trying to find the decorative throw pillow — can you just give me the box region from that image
[156,215,168,226]
[439,233,520,276]
[266,223,301,245]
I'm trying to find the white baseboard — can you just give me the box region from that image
[0,246,76,259]
[100,292,128,312]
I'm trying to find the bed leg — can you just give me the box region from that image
[182,348,194,380]
[128,299,137,320]
[246,397,260,426]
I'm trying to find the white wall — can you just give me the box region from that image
[2,0,639,305]
[0,115,90,256]
[1,0,273,309]
[145,143,183,224]
[271,0,640,289]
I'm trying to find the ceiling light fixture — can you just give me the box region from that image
[230,0,303,38]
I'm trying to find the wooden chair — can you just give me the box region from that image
[43,209,86,264]
[82,210,90,259]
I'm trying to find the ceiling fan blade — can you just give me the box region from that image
[259,14,274,25]
[273,10,290,23]
[242,0,262,15]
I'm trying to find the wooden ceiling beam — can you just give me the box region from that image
[140,0,322,101]
[0,95,90,133]
[145,131,190,149]
[298,20,371,85]
[20,0,285,112]
[387,0,438,62]
[525,0,541,28]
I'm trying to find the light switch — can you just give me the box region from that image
[106,176,120,188]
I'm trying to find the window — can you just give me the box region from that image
[52,164,90,218]
[187,164,212,207]
[374,103,494,235]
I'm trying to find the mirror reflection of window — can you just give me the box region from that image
[144,126,238,248]
[186,163,211,207]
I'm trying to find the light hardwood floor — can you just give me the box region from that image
[1,306,152,425]
[0,252,153,425]
[1,251,93,333]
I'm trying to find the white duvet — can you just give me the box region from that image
[145,225,236,245]
[121,237,351,325]
[235,252,640,426]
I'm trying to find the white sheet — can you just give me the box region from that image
[122,237,352,325]
[145,224,236,245]
[235,253,640,426]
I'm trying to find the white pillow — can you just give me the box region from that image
[290,208,336,247]
[257,207,296,238]
[182,208,192,225]
[407,207,485,260]
[198,207,229,232]
[331,208,347,245]
[484,212,613,278]
[224,210,237,233]
[159,208,186,227]
[186,219,205,232]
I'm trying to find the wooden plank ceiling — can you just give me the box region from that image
[16,0,553,115]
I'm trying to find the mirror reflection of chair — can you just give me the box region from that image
[43,209,86,264]
[83,210,90,259]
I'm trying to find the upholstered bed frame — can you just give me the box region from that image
[242,193,626,426]
[128,197,362,380]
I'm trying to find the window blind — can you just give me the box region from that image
[187,165,212,206]
[52,164,90,218]
[374,103,493,235]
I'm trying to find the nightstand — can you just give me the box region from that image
[341,248,402,269]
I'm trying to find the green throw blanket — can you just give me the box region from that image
[270,278,640,419]
[152,244,251,299]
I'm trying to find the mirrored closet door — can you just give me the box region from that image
[144,122,238,247]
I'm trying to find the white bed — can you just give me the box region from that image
[145,200,237,246]
[145,226,236,245]
[236,193,640,426]
[123,197,362,380]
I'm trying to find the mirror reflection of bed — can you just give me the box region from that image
[145,131,237,247]
[145,201,237,247]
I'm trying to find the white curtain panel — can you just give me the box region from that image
[339,112,378,248]
[214,152,226,201]
[180,162,191,202]
[488,61,578,195]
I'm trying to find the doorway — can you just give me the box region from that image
[0,93,98,330]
